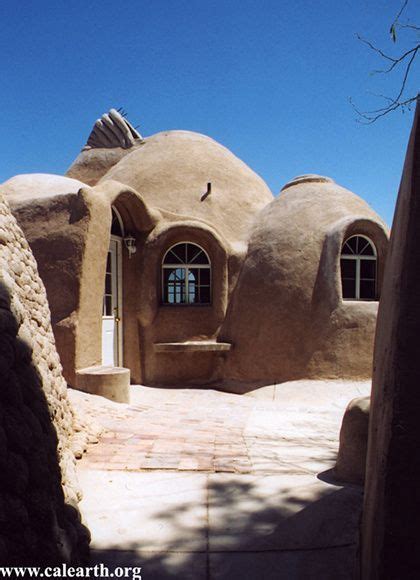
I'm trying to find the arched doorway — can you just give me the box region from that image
[102,207,124,366]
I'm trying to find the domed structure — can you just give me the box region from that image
[69,129,273,242]
[1,111,390,394]
[220,175,389,388]
[2,173,85,201]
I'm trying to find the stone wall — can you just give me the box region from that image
[0,193,90,565]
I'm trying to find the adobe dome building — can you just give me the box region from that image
[0,109,389,398]
[220,175,389,390]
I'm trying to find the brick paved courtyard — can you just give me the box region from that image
[72,381,370,579]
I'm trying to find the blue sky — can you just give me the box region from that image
[1,0,418,225]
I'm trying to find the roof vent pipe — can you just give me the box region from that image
[201,182,212,202]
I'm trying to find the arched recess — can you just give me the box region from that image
[101,184,160,378]
[312,216,389,312]
[75,182,159,380]
[139,220,231,328]
[305,216,390,380]
[99,180,161,235]
[339,219,388,302]
[133,221,231,384]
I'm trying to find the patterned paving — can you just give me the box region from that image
[74,382,371,579]
[72,382,370,476]
[76,389,255,473]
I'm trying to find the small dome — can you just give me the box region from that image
[221,178,388,383]
[1,174,85,203]
[281,174,335,191]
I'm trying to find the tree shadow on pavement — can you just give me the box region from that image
[91,472,363,580]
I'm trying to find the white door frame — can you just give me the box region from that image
[113,235,123,366]
[102,235,123,366]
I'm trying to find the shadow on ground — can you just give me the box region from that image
[90,473,363,580]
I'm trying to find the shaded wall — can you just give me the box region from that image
[361,103,420,579]
[9,191,92,386]
[3,177,111,386]
[0,194,89,564]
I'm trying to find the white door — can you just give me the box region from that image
[102,237,123,366]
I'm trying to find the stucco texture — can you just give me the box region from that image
[1,174,161,386]
[2,118,389,391]
[220,177,389,389]
[1,174,111,387]
[0,193,89,565]
[72,130,274,243]
[334,396,369,484]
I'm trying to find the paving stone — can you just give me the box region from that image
[74,382,370,577]
[79,471,208,552]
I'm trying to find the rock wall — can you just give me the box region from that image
[0,193,90,565]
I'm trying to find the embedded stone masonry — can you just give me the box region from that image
[0,193,92,565]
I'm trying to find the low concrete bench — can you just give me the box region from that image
[76,365,130,403]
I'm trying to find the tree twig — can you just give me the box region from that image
[352,0,418,122]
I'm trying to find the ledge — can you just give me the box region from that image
[154,341,232,353]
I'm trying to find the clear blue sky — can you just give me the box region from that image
[1,0,418,225]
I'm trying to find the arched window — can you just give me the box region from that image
[341,235,377,300]
[162,243,211,304]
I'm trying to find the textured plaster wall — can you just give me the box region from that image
[1,176,95,387]
[0,194,90,565]
[3,139,389,391]
[98,130,274,244]
[220,180,389,390]
[136,220,233,385]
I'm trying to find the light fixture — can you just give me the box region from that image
[124,234,137,258]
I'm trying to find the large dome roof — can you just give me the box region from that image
[99,130,273,241]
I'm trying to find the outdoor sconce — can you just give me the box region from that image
[124,234,137,258]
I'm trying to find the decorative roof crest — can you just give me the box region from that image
[84,108,143,150]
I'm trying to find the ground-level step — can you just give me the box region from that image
[76,365,130,403]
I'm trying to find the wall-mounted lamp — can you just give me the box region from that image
[124,234,137,258]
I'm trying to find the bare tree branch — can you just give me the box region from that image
[355,34,419,77]
[390,0,409,40]
[352,0,418,122]
[350,95,418,124]
[396,23,420,31]
[356,34,399,63]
